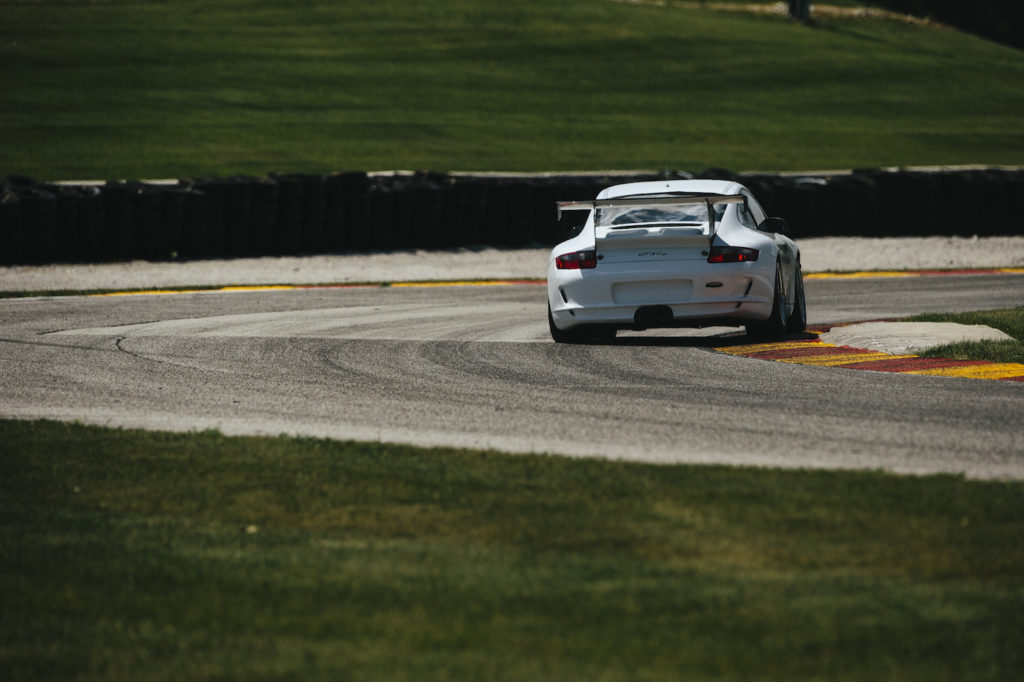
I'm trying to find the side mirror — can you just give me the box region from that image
[760,217,790,235]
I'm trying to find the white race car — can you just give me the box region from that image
[547,179,806,343]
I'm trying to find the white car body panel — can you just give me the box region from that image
[547,179,802,336]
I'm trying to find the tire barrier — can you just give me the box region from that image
[268,174,301,255]
[388,176,413,250]
[44,183,79,263]
[294,174,326,253]
[20,185,57,265]
[179,187,209,260]
[222,177,253,258]
[2,168,1022,265]
[100,181,133,262]
[363,181,391,252]
[1,184,24,265]
[129,183,164,261]
[322,174,346,253]
[186,178,227,258]
[336,171,369,252]
[412,174,444,250]
[156,185,187,261]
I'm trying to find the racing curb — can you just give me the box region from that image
[714,328,1024,382]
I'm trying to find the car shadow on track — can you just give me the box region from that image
[603,330,820,348]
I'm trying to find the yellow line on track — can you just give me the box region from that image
[219,285,297,292]
[904,363,1024,379]
[390,280,538,288]
[804,271,915,280]
[90,288,220,297]
[87,280,542,298]
[89,285,317,297]
[715,340,829,354]
[778,352,918,366]
[806,268,1024,280]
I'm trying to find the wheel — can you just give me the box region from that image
[548,305,616,343]
[745,265,789,340]
[786,266,807,333]
[549,304,584,343]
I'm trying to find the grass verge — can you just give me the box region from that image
[2,0,1022,179]
[905,307,1024,363]
[3,418,1023,681]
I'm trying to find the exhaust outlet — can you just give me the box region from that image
[634,305,674,328]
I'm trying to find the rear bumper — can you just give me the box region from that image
[548,260,774,330]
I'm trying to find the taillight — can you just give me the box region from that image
[707,246,759,263]
[555,249,597,269]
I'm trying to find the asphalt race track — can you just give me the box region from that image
[2,273,1022,479]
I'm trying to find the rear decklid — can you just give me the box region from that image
[558,194,744,264]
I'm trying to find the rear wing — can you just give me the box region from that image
[557,194,745,241]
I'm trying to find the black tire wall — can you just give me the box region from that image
[2,168,1022,265]
[0,185,24,265]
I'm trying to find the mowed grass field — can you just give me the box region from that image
[1,0,1023,180]
[3,419,1024,681]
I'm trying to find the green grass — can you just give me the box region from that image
[1,0,1022,180]
[906,307,1024,363]
[3,418,1023,681]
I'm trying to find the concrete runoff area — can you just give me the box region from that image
[819,322,1013,355]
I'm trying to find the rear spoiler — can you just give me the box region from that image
[557,194,745,241]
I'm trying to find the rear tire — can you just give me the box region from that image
[787,266,807,333]
[548,305,616,343]
[549,304,583,343]
[745,266,788,340]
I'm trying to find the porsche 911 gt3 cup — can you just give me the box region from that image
[547,179,806,343]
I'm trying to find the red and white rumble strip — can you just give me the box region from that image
[715,331,1024,382]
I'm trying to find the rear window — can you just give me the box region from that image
[596,202,726,228]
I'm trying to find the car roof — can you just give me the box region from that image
[596,179,741,199]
